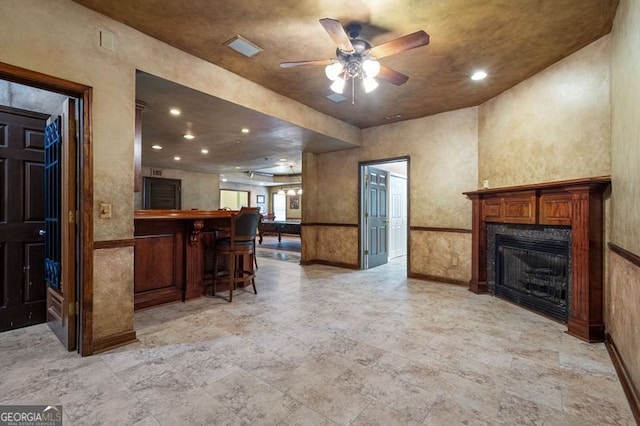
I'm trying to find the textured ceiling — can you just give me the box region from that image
[137,71,353,179]
[74,0,618,179]
[74,0,618,129]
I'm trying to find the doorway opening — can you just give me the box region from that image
[359,157,409,273]
[0,63,92,355]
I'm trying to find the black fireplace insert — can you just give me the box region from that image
[495,234,570,322]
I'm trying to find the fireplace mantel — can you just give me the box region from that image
[464,176,611,342]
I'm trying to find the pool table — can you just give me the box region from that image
[258,220,301,243]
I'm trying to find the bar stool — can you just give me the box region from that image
[211,207,260,302]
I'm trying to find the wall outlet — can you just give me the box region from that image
[482,179,490,189]
[451,256,459,267]
[99,202,112,219]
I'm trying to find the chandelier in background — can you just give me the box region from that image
[277,188,303,195]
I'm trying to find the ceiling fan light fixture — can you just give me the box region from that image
[281,18,429,105]
[325,62,344,80]
[362,59,381,78]
[363,76,379,93]
[330,76,346,94]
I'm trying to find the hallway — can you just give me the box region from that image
[0,256,633,425]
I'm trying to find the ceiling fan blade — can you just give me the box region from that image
[377,66,409,86]
[319,18,355,53]
[280,59,334,68]
[369,30,430,59]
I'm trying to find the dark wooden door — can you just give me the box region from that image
[366,166,389,268]
[0,106,48,331]
[45,99,76,350]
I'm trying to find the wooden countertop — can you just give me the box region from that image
[134,209,237,220]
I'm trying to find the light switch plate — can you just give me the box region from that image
[99,202,112,219]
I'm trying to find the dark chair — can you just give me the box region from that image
[211,207,260,302]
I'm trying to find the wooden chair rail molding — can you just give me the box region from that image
[609,242,640,269]
[410,226,471,234]
[464,176,611,343]
[301,222,358,227]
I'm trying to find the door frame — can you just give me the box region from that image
[0,62,94,356]
[358,156,410,274]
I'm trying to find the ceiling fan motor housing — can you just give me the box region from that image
[336,38,373,78]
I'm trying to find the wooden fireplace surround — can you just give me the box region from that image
[464,176,611,342]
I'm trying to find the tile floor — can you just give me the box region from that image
[0,252,635,425]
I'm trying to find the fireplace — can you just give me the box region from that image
[494,233,570,322]
[464,176,610,342]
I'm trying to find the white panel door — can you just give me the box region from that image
[389,174,407,259]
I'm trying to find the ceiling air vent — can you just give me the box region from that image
[224,35,262,58]
[327,93,347,103]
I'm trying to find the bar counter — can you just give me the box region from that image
[134,209,236,310]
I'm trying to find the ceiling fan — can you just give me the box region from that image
[280,18,430,103]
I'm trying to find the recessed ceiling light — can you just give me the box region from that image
[169,108,181,116]
[471,70,488,81]
[174,156,181,161]
[201,148,209,154]
[235,140,241,144]
[241,128,250,134]
[234,166,241,169]
[224,35,263,58]
[151,144,163,150]
[183,134,195,140]
[278,158,287,162]
[222,178,228,182]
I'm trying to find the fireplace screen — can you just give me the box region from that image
[495,234,569,322]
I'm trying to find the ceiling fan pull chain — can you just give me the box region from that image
[352,76,356,106]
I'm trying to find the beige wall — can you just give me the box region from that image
[0,0,359,345]
[220,181,269,213]
[609,0,640,401]
[478,35,611,188]
[303,107,478,274]
[312,107,478,228]
[138,167,221,210]
[610,0,640,255]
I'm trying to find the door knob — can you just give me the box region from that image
[38,230,46,236]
